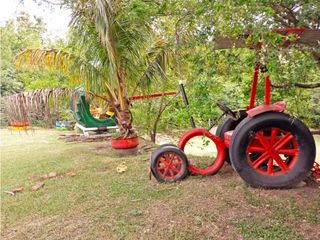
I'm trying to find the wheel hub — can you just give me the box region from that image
[247,128,299,176]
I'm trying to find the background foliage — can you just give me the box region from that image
[1,1,319,137]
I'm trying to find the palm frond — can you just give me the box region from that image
[16,48,115,97]
[132,40,171,95]
[94,0,118,68]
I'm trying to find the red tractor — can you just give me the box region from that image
[150,28,319,188]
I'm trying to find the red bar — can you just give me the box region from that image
[264,75,271,105]
[248,63,260,110]
[273,28,307,35]
[129,92,177,101]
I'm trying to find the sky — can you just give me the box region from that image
[0,0,71,40]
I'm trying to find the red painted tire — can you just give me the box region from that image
[111,137,139,149]
[150,145,189,182]
[230,112,316,188]
[178,128,226,175]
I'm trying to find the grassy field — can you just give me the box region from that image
[1,129,319,240]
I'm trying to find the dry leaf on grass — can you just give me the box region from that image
[65,172,76,177]
[12,187,24,193]
[41,174,49,180]
[48,172,57,178]
[32,182,45,191]
[116,163,127,173]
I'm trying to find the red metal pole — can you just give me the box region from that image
[248,63,260,110]
[129,91,177,101]
[264,75,271,105]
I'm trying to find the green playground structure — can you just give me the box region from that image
[69,89,177,129]
[69,90,116,128]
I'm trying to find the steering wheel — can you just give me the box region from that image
[216,102,237,120]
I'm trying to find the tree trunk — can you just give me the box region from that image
[150,131,156,143]
[114,70,135,138]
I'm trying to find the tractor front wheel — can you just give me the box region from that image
[150,146,189,182]
[229,112,316,188]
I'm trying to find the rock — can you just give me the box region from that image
[48,172,57,178]
[32,182,45,191]
[65,172,76,177]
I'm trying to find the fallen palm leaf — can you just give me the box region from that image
[4,191,15,196]
[31,182,45,191]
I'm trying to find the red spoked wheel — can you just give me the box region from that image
[156,152,183,179]
[150,145,189,182]
[247,128,299,176]
[230,112,316,188]
[178,128,225,175]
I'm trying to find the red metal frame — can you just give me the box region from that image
[248,63,260,110]
[247,63,273,110]
[246,63,286,117]
[264,75,271,105]
[273,28,307,35]
[129,92,176,101]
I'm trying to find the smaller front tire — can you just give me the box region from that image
[150,146,189,182]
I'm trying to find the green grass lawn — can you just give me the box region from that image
[1,129,319,240]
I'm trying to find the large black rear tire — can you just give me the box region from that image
[229,112,316,188]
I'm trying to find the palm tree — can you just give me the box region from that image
[12,0,169,137]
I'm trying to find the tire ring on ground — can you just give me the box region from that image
[178,128,226,175]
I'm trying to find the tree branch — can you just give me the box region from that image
[271,82,320,89]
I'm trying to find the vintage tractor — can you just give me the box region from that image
[150,28,319,188]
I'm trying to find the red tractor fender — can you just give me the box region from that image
[246,101,287,118]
